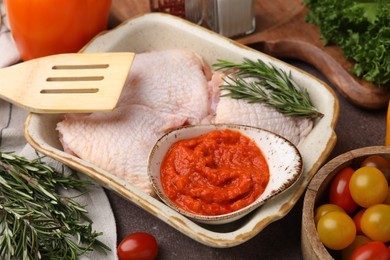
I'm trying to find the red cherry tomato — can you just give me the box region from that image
[353,208,366,235]
[341,235,372,260]
[329,167,359,214]
[351,241,390,260]
[361,155,390,184]
[118,232,158,260]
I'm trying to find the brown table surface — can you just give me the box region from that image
[106,1,387,259]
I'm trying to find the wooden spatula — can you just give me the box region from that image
[0,52,135,113]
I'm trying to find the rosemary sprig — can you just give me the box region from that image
[0,152,110,259]
[213,58,323,119]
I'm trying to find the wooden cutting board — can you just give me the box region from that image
[110,0,390,109]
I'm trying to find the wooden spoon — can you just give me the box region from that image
[237,0,390,109]
[0,52,135,113]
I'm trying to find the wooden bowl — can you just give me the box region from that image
[302,146,390,259]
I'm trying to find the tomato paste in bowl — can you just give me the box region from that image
[148,124,303,225]
[160,129,270,216]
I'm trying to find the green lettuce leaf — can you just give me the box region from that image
[303,0,390,87]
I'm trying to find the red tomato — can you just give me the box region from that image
[341,235,372,260]
[351,241,390,260]
[118,232,158,260]
[4,0,111,60]
[329,167,359,214]
[353,208,366,235]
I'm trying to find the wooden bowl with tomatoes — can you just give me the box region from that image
[302,146,390,260]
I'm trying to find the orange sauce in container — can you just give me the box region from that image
[160,129,270,216]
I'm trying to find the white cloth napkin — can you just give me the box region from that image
[0,2,19,68]
[0,2,118,259]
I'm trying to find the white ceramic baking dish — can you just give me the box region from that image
[24,13,339,248]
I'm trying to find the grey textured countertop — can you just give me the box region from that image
[106,59,387,260]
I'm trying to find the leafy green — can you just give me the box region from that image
[303,0,390,87]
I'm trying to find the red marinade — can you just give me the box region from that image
[160,129,270,216]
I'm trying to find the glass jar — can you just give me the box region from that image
[205,0,255,38]
[150,0,204,24]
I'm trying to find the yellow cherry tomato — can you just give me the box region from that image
[314,204,345,225]
[360,204,390,243]
[361,155,390,184]
[349,166,388,208]
[317,211,356,250]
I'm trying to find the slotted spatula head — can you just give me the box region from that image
[0,52,135,113]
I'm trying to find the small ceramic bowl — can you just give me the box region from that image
[148,124,303,224]
[302,146,390,259]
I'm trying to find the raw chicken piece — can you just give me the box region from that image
[117,49,212,124]
[214,90,313,146]
[58,105,187,195]
[57,49,213,195]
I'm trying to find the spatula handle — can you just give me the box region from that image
[0,63,33,108]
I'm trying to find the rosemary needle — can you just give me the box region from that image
[0,152,110,259]
[213,58,323,119]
